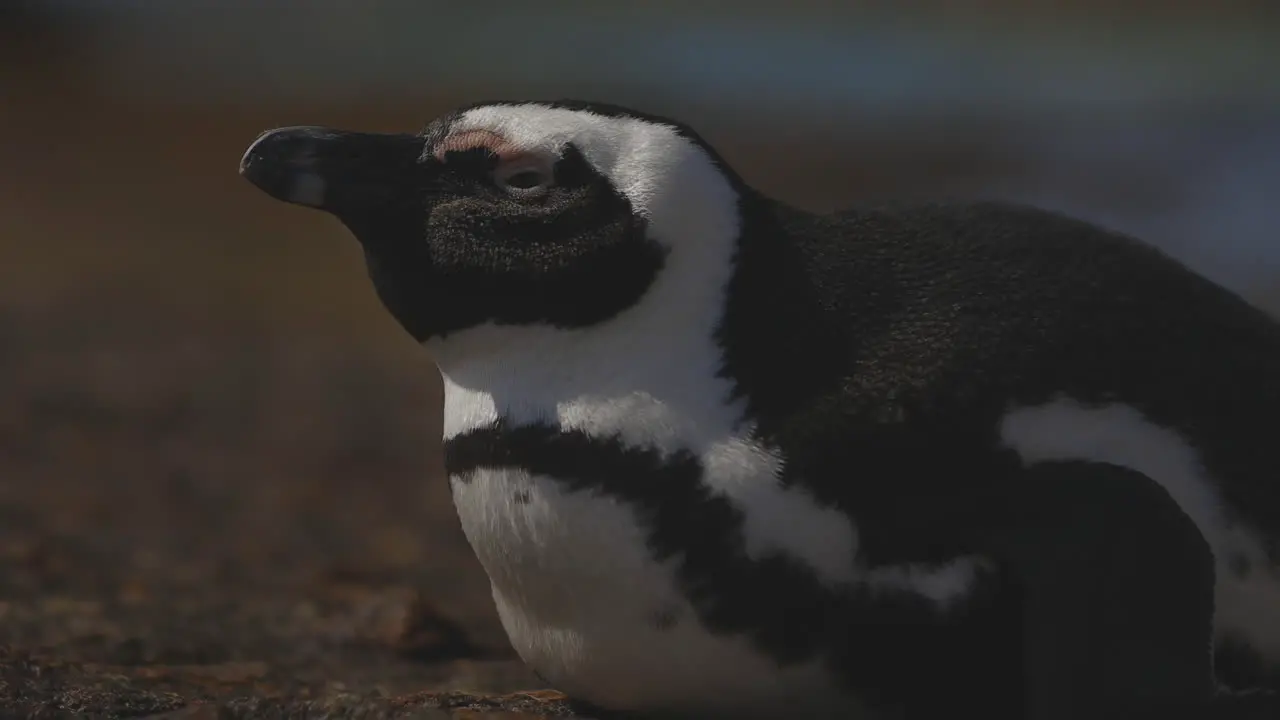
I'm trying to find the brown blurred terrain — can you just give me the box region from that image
[1,5,1278,719]
[0,14,562,719]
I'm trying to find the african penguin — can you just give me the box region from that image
[240,100,1280,719]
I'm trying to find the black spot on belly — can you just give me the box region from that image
[513,490,532,505]
[1228,551,1253,579]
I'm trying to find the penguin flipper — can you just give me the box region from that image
[997,460,1217,720]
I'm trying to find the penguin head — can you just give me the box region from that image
[240,101,745,367]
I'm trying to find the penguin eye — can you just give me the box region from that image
[503,170,545,190]
[493,158,553,198]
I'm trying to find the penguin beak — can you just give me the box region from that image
[239,126,426,213]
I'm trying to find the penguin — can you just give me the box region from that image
[239,100,1280,719]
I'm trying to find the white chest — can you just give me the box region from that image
[447,460,867,718]
[431,312,982,715]
[439,354,864,713]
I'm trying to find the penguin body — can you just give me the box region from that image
[241,101,1280,718]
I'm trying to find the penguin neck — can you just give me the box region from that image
[712,192,846,438]
[433,209,753,456]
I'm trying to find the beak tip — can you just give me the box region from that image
[239,127,327,208]
[240,125,419,212]
[239,127,280,173]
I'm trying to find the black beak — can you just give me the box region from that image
[239,126,425,213]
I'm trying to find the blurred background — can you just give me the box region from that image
[1,0,1278,713]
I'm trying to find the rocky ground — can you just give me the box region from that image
[0,302,586,719]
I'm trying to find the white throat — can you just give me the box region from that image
[430,104,746,454]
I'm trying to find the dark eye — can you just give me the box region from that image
[494,160,552,197]
[503,170,545,190]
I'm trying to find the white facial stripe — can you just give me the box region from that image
[436,104,742,453]
[452,104,739,245]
